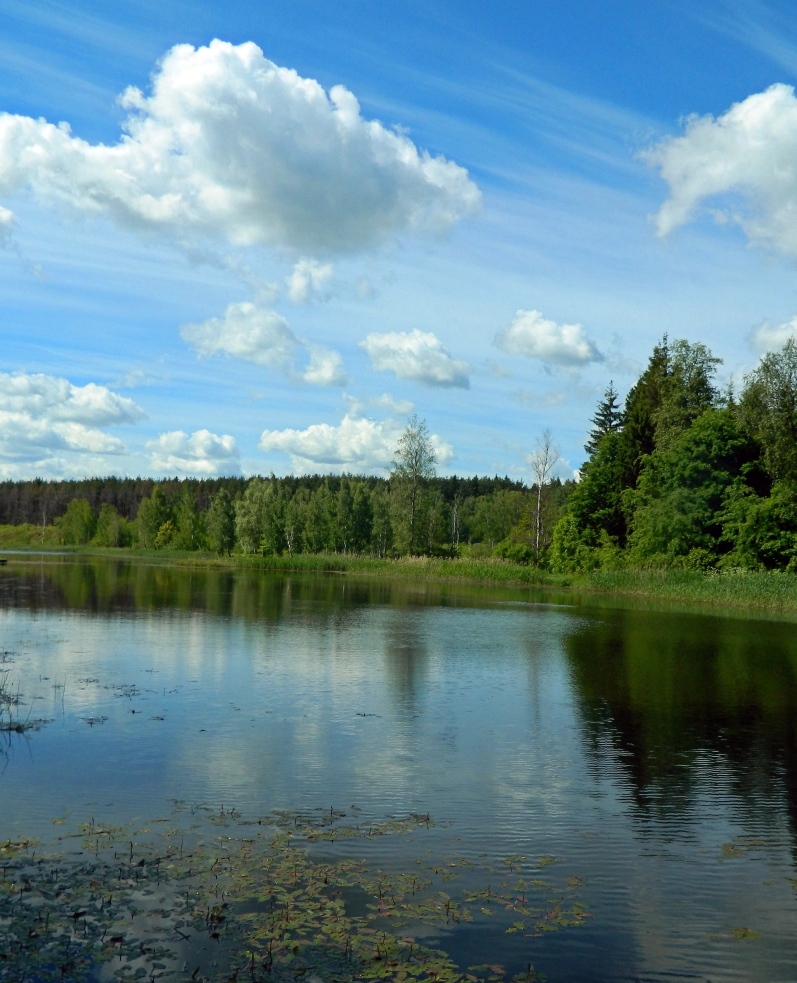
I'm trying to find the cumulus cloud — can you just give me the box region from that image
[302,347,348,386]
[750,315,797,353]
[0,39,480,256]
[287,259,333,303]
[496,309,603,367]
[645,83,797,255]
[360,329,470,387]
[181,299,347,386]
[147,429,240,476]
[0,371,144,476]
[181,301,298,369]
[258,404,453,474]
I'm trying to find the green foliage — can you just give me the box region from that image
[390,415,437,554]
[302,482,335,553]
[370,484,392,557]
[351,482,374,553]
[739,337,797,486]
[136,486,171,549]
[471,490,526,549]
[626,408,758,565]
[206,488,236,556]
[91,503,131,547]
[54,498,95,545]
[720,480,797,570]
[154,518,177,550]
[550,431,625,571]
[584,381,622,459]
[235,477,287,555]
[171,487,204,550]
[0,523,60,548]
[553,337,797,576]
[493,539,535,565]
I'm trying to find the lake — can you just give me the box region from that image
[1,555,797,982]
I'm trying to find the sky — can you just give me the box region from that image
[4,0,797,482]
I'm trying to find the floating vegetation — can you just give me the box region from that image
[720,837,767,859]
[0,806,592,982]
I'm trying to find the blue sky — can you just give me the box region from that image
[3,0,797,481]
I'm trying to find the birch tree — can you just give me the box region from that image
[530,428,560,563]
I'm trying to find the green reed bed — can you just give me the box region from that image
[247,553,563,588]
[579,568,797,612]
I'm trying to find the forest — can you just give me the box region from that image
[3,336,797,572]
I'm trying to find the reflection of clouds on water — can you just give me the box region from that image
[4,562,797,981]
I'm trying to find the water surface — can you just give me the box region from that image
[2,555,797,982]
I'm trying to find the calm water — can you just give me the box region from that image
[2,555,797,982]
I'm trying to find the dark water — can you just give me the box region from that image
[2,555,797,982]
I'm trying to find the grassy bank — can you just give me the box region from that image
[6,541,797,613]
[0,523,59,548]
[577,567,797,612]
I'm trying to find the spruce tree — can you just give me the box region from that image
[584,382,622,459]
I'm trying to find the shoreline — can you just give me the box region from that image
[5,545,797,616]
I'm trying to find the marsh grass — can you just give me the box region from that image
[247,552,566,588]
[579,568,797,612]
[0,668,48,736]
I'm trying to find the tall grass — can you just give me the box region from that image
[0,523,60,548]
[244,552,567,587]
[578,567,797,611]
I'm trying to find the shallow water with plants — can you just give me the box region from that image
[2,556,797,982]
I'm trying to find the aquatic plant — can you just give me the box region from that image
[0,805,590,982]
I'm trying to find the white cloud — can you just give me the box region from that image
[372,393,414,415]
[258,404,453,474]
[180,300,298,368]
[147,429,240,476]
[750,315,797,353]
[496,309,603,366]
[645,83,797,256]
[302,347,348,386]
[287,259,333,303]
[0,204,14,246]
[360,329,470,387]
[0,371,144,476]
[0,39,480,256]
[181,299,347,386]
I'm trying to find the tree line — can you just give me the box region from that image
[2,416,569,559]
[551,336,797,572]
[13,334,793,572]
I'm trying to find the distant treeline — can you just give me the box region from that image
[21,330,797,573]
[0,451,568,560]
[0,473,528,526]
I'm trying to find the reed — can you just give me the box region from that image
[243,552,567,587]
[579,567,797,612]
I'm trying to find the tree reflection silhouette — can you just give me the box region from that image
[564,606,797,851]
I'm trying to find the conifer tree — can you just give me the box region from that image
[584,382,622,459]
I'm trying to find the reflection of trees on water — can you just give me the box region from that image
[0,559,500,624]
[564,608,797,847]
[383,613,428,711]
